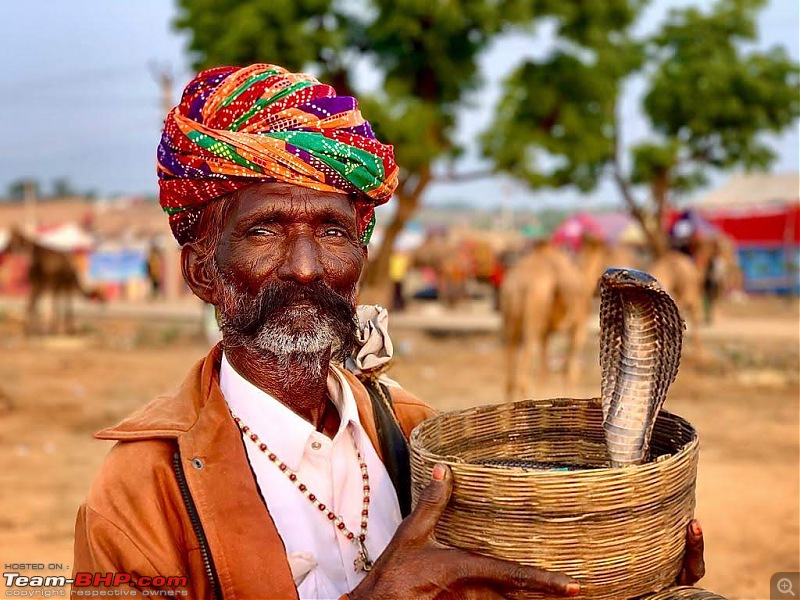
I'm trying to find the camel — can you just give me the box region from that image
[3,228,103,335]
[411,235,501,307]
[410,233,456,303]
[649,250,703,345]
[500,237,632,401]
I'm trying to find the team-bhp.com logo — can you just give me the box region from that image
[4,571,188,597]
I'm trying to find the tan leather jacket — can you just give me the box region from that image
[72,345,435,599]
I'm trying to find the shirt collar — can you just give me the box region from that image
[219,353,361,471]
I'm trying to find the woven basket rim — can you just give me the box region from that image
[410,396,698,478]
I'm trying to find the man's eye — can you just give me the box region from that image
[324,227,347,237]
[248,227,276,236]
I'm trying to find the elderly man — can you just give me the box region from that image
[73,64,704,599]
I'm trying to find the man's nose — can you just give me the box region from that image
[276,232,324,284]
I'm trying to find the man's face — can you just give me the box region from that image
[209,182,366,358]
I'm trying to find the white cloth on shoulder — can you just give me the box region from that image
[344,305,400,388]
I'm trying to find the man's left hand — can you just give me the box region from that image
[677,519,705,585]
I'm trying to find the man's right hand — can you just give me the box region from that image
[347,464,580,600]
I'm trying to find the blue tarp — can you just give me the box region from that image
[738,245,800,294]
[89,249,147,283]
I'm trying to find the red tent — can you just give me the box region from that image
[690,172,799,245]
[701,204,800,246]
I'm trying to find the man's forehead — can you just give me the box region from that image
[233,182,358,219]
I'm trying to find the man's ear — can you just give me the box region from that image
[181,244,217,305]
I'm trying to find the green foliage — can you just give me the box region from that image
[542,0,649,46]
[484,0,798,204]
[52,178,76,198]
[367,0,499,104]
[630,142,679,184]
[358,0,518,170]
[644,0,800,178]
[630,141,708,192]
[483,49,629,191]
[482,0,647,191]
[174,0,344,74]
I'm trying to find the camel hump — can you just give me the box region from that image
[649,252,704,308]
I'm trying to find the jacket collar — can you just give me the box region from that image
[95,344,384,461]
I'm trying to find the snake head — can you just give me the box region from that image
[601,268,663,290]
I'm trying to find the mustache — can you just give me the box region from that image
[225,280,354,335]
[219,278,359,358]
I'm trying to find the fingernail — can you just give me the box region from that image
[691,520,702,536]
[432,464,447,481]
[566,582,581,595]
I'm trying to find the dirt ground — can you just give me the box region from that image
[0,296,797,599]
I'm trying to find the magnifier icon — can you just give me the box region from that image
[778,578,796,596]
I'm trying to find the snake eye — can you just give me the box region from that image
[617,270,635,282]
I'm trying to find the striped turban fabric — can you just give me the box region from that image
[157,64,399,245]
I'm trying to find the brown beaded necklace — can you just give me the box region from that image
[232,414,374,572]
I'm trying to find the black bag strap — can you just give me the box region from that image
[362,379,413,518]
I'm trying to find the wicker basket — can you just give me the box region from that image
[409,397,699,600]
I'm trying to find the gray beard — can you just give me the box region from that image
[251,306,338,355]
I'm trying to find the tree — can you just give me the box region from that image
[174,0,646,298]
[485,0,799,256]
[6,179,39,201]
[52,177,76,198]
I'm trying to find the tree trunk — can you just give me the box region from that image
[611,108,669,258]
[636,207,668,259]
[611,167,669,259]
[360,167,431,305]
[649,171,671,258]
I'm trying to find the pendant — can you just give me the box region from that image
[353,539,373,573]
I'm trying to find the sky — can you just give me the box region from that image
[0,0,797,214]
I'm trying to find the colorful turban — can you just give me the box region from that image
[157,64,398,245]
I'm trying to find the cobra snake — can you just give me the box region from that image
[599,267,684,467]
[477,267,684,471]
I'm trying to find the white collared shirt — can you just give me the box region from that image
[220,354,402,599]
